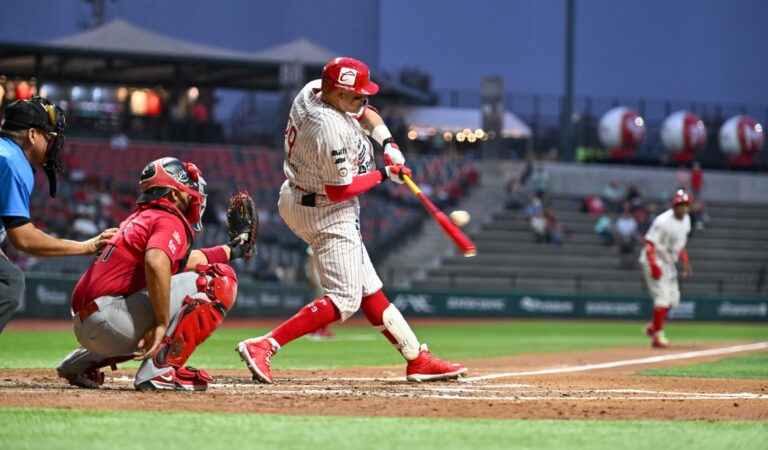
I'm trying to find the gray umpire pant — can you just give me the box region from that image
[58,272,204,386]
[0,256,24,333]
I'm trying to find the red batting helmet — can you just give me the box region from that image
[321,57,379,96]
[138,157,208,231]
[672,189,692,206]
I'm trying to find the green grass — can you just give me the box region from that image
[0,408,766,450]
[0,320,766,370]
[637,351,768,379]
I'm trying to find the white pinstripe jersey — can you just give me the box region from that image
[642,209,691,265]
[283,80,375,194]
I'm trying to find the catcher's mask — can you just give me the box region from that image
[138,157,207,231]
[0,96,67,198]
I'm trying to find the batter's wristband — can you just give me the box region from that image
[378,167,388,182]
[382,137,396,147]
[200,245,229,264]
[371,124,393,146]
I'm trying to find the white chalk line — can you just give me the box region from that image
[3,342,766,402]
[462,341,768,382]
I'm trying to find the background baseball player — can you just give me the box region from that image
[0,97,116,333]
[57,157,258,391]
[237,57,467,383]
[639,189,693,348]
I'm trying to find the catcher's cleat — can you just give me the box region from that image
[135,366,212,392]
[406,344,467,382]
[652,331,671,348]
[57,368,105,389]
[237,336,279,384]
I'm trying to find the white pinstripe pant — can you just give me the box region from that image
[278,180,383,321]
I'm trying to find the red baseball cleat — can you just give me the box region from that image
[236,337,279,384]
[643,323,655,337]
[57,368,105,389]
[406,344,468,382]
[135,366,212,391]
[652,331,671,348]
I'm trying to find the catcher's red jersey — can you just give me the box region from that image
[71,208,190,313]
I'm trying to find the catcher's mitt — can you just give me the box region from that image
[226,191,258,260]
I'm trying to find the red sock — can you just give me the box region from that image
[652,307,669,333]
[270,297,341,346]
[361,289,398,346]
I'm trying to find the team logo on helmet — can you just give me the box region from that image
[338,68,358,86]
[672,189,691,205]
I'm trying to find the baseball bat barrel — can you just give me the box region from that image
[402,175,477,257]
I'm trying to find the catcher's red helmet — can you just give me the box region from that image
[321,57,379,96]
[138,157,207,231]
[672,189,692,205]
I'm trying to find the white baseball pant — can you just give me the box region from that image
[277,180,383,321]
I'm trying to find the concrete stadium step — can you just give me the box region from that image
[429,265,761,283]
[441,254,760,272]
[472,240,768,260]
[705,205,768,219]
[706,217,768,229]
[415,275,760,295]
[473,228,768,245]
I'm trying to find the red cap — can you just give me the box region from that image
[672,189,692,205]
[322,57,379,96]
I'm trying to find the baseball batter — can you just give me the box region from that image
[57,158,257,391]
[237,57,467,382]
[639,189,693,348]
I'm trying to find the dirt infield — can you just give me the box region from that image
[1,341,766,420]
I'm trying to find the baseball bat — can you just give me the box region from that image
[402,175,477,257]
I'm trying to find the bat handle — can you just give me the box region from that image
[402,174,420,194]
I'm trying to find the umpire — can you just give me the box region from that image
[0,97,116,332]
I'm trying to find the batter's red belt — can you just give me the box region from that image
[77,301,99,321]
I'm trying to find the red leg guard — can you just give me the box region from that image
[270,297,341,347]
[652,307,668,333]
[154,264,238,368]
[361,290,398,346]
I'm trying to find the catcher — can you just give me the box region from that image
[57,157,258,391]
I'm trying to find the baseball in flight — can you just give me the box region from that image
[449,210,471,227]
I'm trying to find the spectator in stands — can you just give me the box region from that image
[602,180,622,212]
[525,195,544,219]
[504,175,524,210]
[583,195,605,216]
[531,163,549,199]
[675,165,690,190]
[72,213,100,240]
[625,184,644,210]
[252,256,279,282]
[594,213,616,246]
[690,162,703,199]
[544,207,564,245]
[615,203,640,262]
[689,163,708,230]
[519,156,534,187]
[0,97,116,332]
[530,210,548,243]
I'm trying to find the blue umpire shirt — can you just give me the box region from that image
[0,136,34,245]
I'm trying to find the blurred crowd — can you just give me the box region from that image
[4,139,479,285]
[583,164,708,266]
